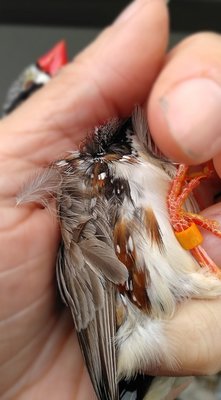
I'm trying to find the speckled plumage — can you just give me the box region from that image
[17,108,221,400]
[5,42,221,400]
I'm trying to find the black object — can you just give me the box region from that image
[0,1,220,32]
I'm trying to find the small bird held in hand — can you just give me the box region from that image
[4,42,221,400]
[17,108,221,400]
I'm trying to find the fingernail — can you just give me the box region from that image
[160,78,221,162]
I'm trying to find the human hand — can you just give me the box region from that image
[1,0,221,399]
[149,30,221,377]
[0,1,168,398]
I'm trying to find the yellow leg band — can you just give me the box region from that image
[175,223,203,250]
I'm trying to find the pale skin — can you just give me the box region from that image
[1,0,221,398]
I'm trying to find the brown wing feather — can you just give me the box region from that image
[56,176,128,400]
[114,219,150,312]
[145,208,164,251]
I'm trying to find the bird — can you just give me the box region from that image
[4,42,221,400]
[2,40,67,115]
[17,109,221,400]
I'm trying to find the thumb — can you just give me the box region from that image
[201,202,221,266]
[148,32,221,172]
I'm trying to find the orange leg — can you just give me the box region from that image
[191,246,221,278]
[168,163,221,235]
[167,163,221,275]
[185,212,221,238]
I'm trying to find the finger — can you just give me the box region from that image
[200,202,221,266]
[0,0,168,169]
[164,298,221,376]
[148,32,221,169]
[213,152,221,177]
[162,202,221,376]
[148,297,221,377]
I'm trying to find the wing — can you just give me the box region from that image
[57,243,118,399]
[78,282,118,400]
[56,188,128,400]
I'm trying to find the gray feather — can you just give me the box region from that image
[79,238,128,284]
[78,282,118,400]
[56,174,128,399]
[57,241,104,331]
[16,167,61,207]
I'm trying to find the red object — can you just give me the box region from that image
[37,40,68,76]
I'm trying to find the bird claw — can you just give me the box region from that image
[167,163,221,276]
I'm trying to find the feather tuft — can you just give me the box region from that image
[16,167,61,208]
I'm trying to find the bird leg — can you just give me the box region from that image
[167,163,221,276]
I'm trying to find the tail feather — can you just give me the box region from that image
[119,375,154,400]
